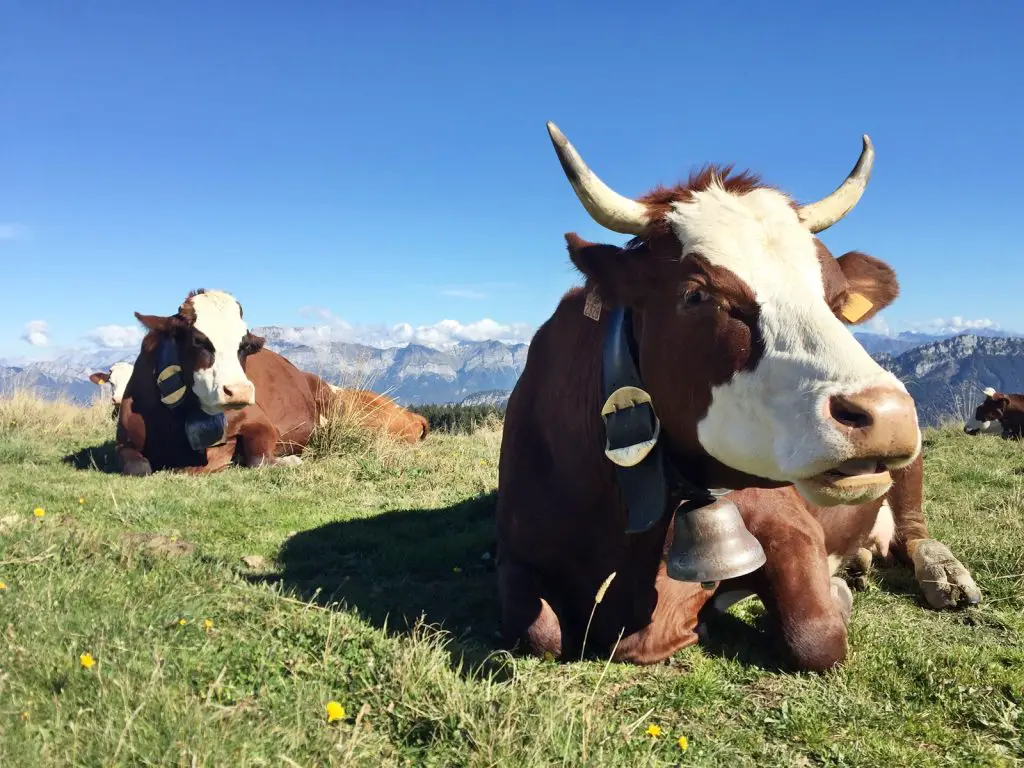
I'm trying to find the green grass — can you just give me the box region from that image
[0,395,1022,766]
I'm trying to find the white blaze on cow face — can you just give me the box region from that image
[107,362,134,405]
[666,184,920,496]
[189,291,256,414]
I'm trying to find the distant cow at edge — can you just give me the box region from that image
[964,387,1024,439]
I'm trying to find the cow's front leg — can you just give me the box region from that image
[497,554,563,659]
[735,495,852,672]
[888,456,981,609]
[237,417,295,468]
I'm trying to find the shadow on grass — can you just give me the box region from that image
[270,490,502,669]
[63,441,119,473]
[267,489,816,675]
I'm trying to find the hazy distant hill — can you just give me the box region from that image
[4,327,1023,425]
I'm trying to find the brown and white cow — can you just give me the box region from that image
[89,361,134,411]
[115,289,426,476]
[964,387,1024,439]
[497,123,944,671]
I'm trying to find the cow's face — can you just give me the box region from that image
[550,123,920,506]
[964,390,1008,435]
[89,361,134,406]
[135,290,264,415]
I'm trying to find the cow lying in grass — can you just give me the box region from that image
[115,289,425,476]
[498,122,958,673]
[964,387,1024,440]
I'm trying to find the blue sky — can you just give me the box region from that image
[2,1,1023,358]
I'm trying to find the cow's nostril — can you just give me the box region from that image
[223,386,234,397]
[829,394,873,429]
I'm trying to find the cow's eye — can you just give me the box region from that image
[681,288,710,309]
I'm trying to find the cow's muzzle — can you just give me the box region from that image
[798,385,920,505]
[219,381,256,410]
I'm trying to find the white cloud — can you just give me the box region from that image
[21,320,49,347]
[298,306,338,321]
[0,223,28,242]
[911,316,1000,335]
[262,317,535,350]
[84,324,145,349]
[861,314,892,336]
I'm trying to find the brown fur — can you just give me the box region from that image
[329,386,430,443]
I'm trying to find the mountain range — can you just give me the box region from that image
[2,327,1023,427]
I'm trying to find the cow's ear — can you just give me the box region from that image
[565,233,660,307]
[134,312,174,333]
[834,251,899,325]
[996,395,1011,409]
[89,372,109,384]
[240,332,265,355]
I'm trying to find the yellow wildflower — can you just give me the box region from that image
[677,735,689,751]
[202,619,214,631]
[645,723,662,738]
[0,581,7,591]
[178,618,187,626]
[78,497,85,505]
[80,653,96,670]
[33,507,45,518]
[21,711,29,720]
[326,701,346,723]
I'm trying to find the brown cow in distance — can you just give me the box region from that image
[115,289,426,476]
[963,387,1024,439]
[497,122,960,672]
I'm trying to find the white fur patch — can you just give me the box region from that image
[964,417,1003,436]
[827,553,845,576]
[665,184,915,484]
[189,291,254,414]
[100,361,134,404]
[867,501,895,559]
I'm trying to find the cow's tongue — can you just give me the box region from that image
[831,458,883,477]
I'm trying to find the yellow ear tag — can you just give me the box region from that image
[840,292,873,323]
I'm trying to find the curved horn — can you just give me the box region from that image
[983,387,997,398]
[546,122,650,236]
[798,135,875,233]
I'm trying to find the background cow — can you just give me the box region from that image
[498,123,929,671]
[115,289,425,476]
[964,387,1024,439]
[89,361,134,412]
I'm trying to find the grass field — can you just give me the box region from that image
[1,393,1022,766]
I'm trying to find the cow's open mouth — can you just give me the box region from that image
[815,458,892,488]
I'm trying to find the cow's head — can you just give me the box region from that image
[135,289,264,415]
[964,388,1008,436]
[89,361,134,407]
[549,123,920,507]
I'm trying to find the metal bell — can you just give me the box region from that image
[665,496,766,585]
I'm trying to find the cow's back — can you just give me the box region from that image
[246,349,320,453]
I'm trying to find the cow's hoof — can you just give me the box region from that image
[910,539,982,610]
[830,576,854,625]
[122,459,152,477]
[276,455,303,467]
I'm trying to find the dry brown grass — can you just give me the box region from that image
[0,388,112,439]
